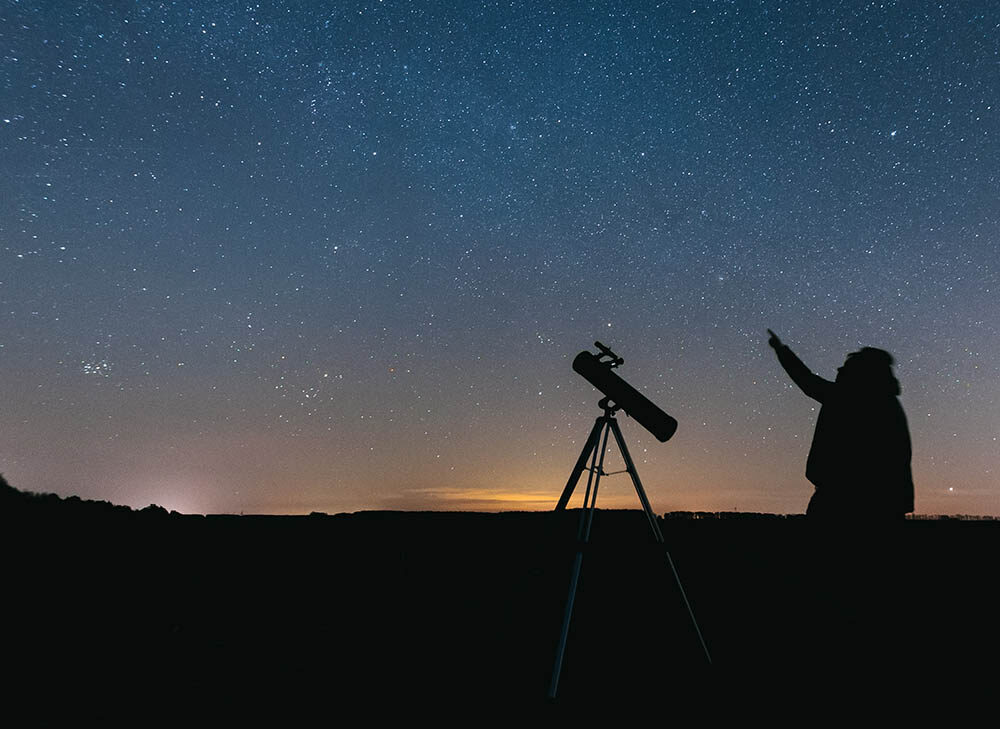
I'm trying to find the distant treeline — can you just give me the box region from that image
[663,509,998,521]
[0,473,177,520]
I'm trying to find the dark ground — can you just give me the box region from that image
[4,483,998,720]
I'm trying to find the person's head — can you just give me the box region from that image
[836,347,900,394]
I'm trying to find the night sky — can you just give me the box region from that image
[3,1,997,516]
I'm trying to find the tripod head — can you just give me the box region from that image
[597,396,621,415]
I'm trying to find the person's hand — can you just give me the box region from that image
[767,329,783,350]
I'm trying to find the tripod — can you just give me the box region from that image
[548,398,711,699]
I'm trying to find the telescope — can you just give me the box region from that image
[572,341,678,442]
[549,341,709,698]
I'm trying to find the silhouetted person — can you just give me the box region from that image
[767,330,914,520]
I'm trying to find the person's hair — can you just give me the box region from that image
[845,347,900,395]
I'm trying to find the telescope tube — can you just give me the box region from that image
[572,351,678,442]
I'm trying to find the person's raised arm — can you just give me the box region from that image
[767,330,834,403]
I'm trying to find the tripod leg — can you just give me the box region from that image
[581,419,612,543]
[555,417,605,511]
[664,550,713,664]
[609,418,713,665]
[576,420,605,540]
[548,550,583,699]
[608,418,663,542]
[550,419,612,699]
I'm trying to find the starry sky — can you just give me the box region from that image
[2,1,998,516]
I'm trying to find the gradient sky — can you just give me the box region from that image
[2,1,997,515]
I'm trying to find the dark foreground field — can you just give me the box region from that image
[5,484,999,720]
